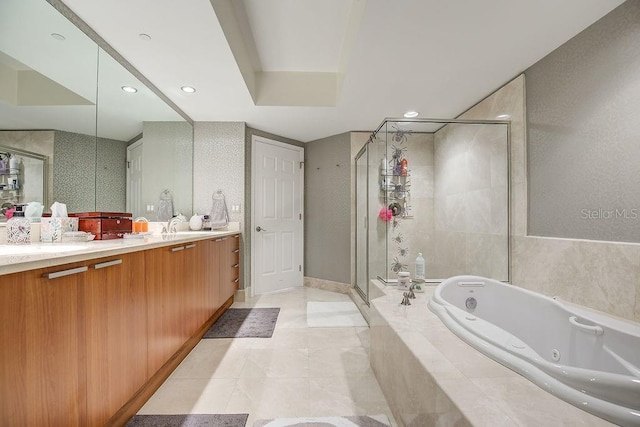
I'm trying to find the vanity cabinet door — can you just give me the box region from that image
[84,252,147,427]
[0,263,87,427]
[201,238,222,321]
[145,244,186,374]
[183,241,205,337]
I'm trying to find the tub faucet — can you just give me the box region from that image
[408,284,416,299]
[400,292,412,306]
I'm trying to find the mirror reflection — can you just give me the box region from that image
[0,0,193,221]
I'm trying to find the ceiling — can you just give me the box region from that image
[60,0,624,142]
[0,0,183,141]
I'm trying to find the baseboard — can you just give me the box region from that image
[105,296,234,427]
[304,276,353,294]
[234,286,251,302]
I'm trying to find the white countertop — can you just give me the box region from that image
[0,226,241,276]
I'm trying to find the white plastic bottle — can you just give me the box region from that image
[415,252,425,281]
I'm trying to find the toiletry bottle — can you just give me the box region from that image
[202,215,212,231]
[415,252,425,282]
[401,158,408,176]
[379,156,387,190]
[7,205,30,244]
[9,155,18,172]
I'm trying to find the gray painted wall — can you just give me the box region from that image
[305,132,351,283]
[526,0,640,243]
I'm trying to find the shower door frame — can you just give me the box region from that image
[354,142,370,304]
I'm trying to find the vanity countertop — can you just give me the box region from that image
[0,228,241,276]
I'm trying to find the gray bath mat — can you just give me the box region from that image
[203,308,280,338]
[125,413,248,426]
[253,414,391,427]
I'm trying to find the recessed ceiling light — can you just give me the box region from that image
[139,33,152,41]
[181,86,196,93]
[51,33,66,41]
[404,111,419,118]
[497,114,511,119]
[121,86,138,93]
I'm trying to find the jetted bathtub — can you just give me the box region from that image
[428,275,640,427]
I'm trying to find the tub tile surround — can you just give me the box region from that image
[304,276,353,294]
[459,74,640,324]
[370,285,614,426]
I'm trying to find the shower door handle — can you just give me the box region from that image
[569,316,604,335]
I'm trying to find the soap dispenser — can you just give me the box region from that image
[7,204,30,244]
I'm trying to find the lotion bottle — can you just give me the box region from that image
[415,252,425,282]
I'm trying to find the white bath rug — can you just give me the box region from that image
[254,414,391,426]
[306,301,367,328]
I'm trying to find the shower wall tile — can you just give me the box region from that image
[410,168,433,198]
[446,193,467,233]
[433,231,466,279]
[466,141,492,193]
[405,196,435,275]
[465,233,508,279]
[433,117,509,281]
[490,137,508,189]
[466,189,492,234]
[490,188,509,236]
[385,133,435,279]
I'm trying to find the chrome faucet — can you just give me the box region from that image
[408,284,416,299]
[167,217,183,233]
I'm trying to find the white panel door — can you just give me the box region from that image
[253,136,304,294]
[126,140,143,218]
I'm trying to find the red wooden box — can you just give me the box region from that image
[69,211,132,240]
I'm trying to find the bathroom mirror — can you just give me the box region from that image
[0,0,193,220]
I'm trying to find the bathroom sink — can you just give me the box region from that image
[0,244,88,256]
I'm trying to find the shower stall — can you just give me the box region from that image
[354,118,510,305]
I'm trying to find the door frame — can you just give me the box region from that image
[250,135,304,297]
[126,139,143,215]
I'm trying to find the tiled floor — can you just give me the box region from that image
[137,287,396,426]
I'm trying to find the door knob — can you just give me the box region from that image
[256,226,267,232]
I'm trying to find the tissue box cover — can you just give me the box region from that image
[40,218,79,242]
[69,212,132,240]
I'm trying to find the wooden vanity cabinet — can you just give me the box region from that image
[145,243,188,375]
[0,234,240,426]
[0,262,86,427]
[84,251,147,427]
